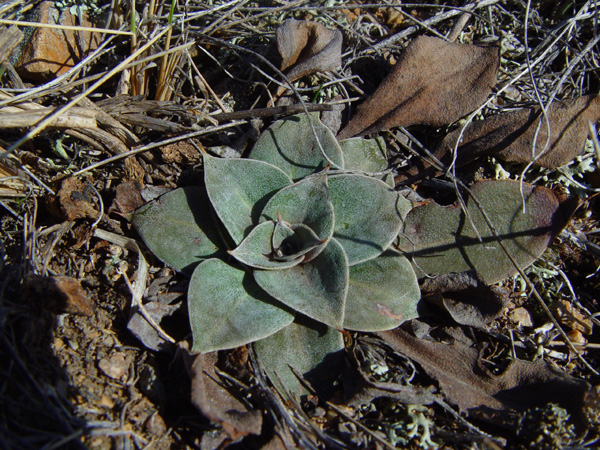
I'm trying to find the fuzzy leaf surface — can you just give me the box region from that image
[261,172,334,243]
[397,180,566,283]
[188,259,294,352]
[203,154,292,244]
[344,251,420,331]
[339,137,388,173]
[249,114,344,180]
[253,238,349,329]
[329,173,404,265]
[229,221,304,270]
[253,318,344,395]
[132,187,223,273]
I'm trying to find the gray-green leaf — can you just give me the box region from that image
[344,251,420,331]
[261,172,334,244]
[203,154,292,244]
[339,136,388,173]
[253,238,349,329]
[249,113,344,180]
[329,173,404,265]
[132,187,223,273]
[397,180,563,284]
[229,221,304,270]
[253,318,344,394]
[188,259,294,352]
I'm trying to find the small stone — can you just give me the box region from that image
[16,1,101,81]
[99,395,115,409]
[98,352,130,381]
[508,306,533,328]
[144,412,167,435]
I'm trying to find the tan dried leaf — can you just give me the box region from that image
[190,353,262,443]
[435,95,600,169]
[550,299,593,335]
[47,177,99,221]
[337,36,499,140]
[22,275,93,316]
[377,327,590,430]
[277,19,342,83]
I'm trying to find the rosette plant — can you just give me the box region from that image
[132,113,421,391]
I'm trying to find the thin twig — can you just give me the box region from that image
[368,0,502,51]
[67,120,245,178]
[0,18,134,35]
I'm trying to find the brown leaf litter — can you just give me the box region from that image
[435,94,600,170]
[275,19,342,99]
[337,36,500,139]
[21,275,93,316]
[190,352,262,446]
[377,327,591,432]
[47,177,99,221]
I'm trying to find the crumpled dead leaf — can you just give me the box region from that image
[109,179,145,216]
[421,271,509,329]
[435,95,600,169]
[190,352,263,444]
[127,300,181,351]
[47,177,99,221]
[277,19,342,84]
[344,336,438,408]
[337,35,499,139]
[377,327,590,430]
[22,275,93,316]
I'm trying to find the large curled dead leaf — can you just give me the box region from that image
[277,19,342,84]
[397,179,572,284]
[377,328,590,431]
[435,95,600,169]
[190,353,262,443]
[337,35,499,139]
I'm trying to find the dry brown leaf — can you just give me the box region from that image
[109,179,145,215]
[276,19,342,84]
[550,300,593,335]
[377,327,590,430]
[190,352,262,443]
[421,272,509,329]
[127,301,180,351]
[436,95,600,169]
[22,275,93,316]
[344,336,438,408]
[47,177,99,221]
[337,36,499,140]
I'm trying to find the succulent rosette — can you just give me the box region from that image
[132,114,421,390]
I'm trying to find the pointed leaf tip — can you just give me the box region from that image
[253,238,349,329]
[253,318,344,395]
[204,156,292,244]
[188,259,294,352]
[338,36,499,139]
